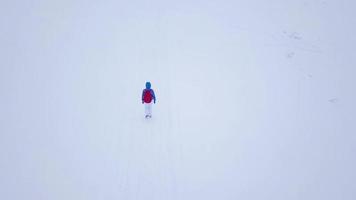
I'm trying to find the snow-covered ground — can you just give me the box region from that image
[1,0,356,199]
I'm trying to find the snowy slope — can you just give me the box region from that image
[1,0,356,200]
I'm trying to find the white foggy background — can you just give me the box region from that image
[1,0,356,199]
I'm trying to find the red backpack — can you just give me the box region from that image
[143,90,153,103]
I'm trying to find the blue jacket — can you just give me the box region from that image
[142,89,156,103]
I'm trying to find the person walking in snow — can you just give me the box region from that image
[142,82,156,118]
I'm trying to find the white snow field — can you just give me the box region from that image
[1,0,356,200]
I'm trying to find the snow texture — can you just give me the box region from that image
[1,0,356,200]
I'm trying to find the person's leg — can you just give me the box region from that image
[148,102,152,117]
[144,103,150,118]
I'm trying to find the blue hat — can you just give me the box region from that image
[145,82,151,89]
